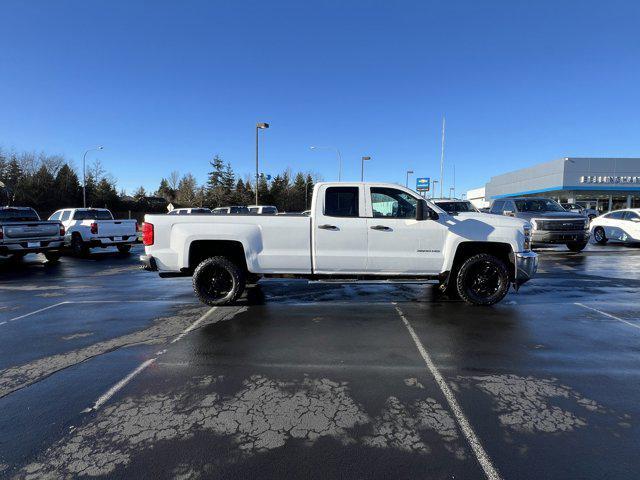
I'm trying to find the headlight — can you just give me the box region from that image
[523,225,532,251]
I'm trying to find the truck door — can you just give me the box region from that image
[313,185,368,273]
[365,186,446,274]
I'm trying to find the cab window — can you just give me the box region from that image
[370,187,417,219]
[623,211,640,222]
[324,187,359,217]
[490,200,505,214]
[60,210,71,221]
[49,211,61,220]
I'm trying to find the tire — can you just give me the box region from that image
[192,256,246,306]
[71,235,89,257]
[117,244,132,254]
[566,241,588,252]
[456,253,510,306]
[44,251,61,263]
[593,227,607,245]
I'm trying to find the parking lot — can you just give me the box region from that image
[1,243,639,479]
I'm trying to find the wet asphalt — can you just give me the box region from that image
[0,243,639,479]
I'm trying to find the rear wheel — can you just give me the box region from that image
[456,253,510,306]
[71,235,89,257]
[593,227,607,245]
[117,244,132,254]
[566,241,588,252]
[10,252,26,262]
[192,256,245,306]
[44,251,61,263]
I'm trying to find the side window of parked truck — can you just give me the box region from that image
[370,187,417,218]
[324,187,359,217]
[61,210,71,221]
[490,200,505,214]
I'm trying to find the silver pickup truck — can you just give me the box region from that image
[0,207,65,263]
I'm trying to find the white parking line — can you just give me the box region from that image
[4,301,69,323]
[394,303,502,480]
[575,302,640,330]
[82,306,218,413]
[0,299,195,327]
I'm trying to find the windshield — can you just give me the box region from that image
[437,201,477,213]
[514,199,565,212]
[73,209,113,220]
[0,208,40,221]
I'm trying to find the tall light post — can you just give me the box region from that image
[432,180,439,199]
[361,156,371,182]
[449,186,455,199]
[255,123,269,205]
[405,170,414,188]
[83,145,104,208]
[310,146,343,181]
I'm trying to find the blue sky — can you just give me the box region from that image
[1,0,639,196]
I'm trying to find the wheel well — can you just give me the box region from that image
[188,240,248,273]
[451,242,514,280]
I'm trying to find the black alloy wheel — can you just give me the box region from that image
[456,253,510,305]
[192,256,245,306]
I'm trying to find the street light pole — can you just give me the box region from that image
[405,170,414,188]
[310,146,342,181]
[82,146,104,208]
[432,180,439,199]
[361,156,371,182]
[255,123,269,205]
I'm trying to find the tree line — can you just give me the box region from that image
[0,148,319,215]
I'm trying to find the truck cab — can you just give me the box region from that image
[142,182,537,306]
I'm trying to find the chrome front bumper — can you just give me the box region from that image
[514,251,538,287]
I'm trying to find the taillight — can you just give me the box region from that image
[90,222,98,234]
[60,224,65,236]
[142,222,154,246]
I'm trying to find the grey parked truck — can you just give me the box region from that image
[490,197,590,252]
[0,206,65,262]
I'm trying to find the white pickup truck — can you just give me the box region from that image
[49,208,138,256]
[141,182,538,306]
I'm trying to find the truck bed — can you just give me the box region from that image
[145,214,312,273]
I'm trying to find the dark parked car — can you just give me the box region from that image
[0,206,65,262]
[490,197,590,252]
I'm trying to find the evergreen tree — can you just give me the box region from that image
[176,173,198,205]
[133,186,147,200]
[53,164,81,209]
[93,178,119,208]
[157,178,175,201]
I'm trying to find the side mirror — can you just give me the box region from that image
[416,199,438,221]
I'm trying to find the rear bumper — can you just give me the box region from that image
[140,254,158,271]
[532,230,590,245]
[87,236,139,247]
[0,240,64,255]
[514,251,538,287]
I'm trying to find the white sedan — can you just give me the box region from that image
[590,208,640,245]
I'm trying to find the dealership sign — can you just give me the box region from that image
[580,175,640,184]
[416,177,430,191]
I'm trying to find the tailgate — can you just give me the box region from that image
[97,220,136,237]
[3,222,60,240]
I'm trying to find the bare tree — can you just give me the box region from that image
[168,170,180,190]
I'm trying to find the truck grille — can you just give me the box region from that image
[537,219,586,231]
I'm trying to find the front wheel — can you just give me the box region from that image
[456,253,510,306]
[566,241,588,252]
[593,227,607,245]
[117,244,132,254]
[192,256,246,306]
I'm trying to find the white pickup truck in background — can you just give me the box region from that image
[49,208,138,256]
[141,182,538,306]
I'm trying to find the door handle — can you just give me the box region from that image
[318,224,339,230]
[370,225,392,231]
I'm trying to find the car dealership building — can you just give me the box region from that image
[472,157,640,213]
